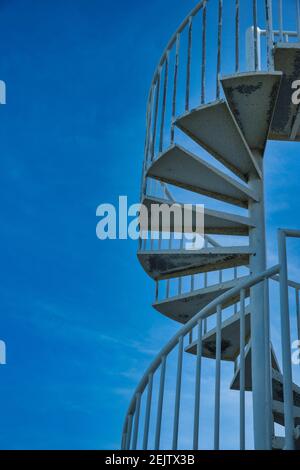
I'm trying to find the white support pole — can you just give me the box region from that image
[248,156,271,450]
[246,26,262,71]
[278,230,295,450]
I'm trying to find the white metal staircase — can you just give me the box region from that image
[122,1,300,450]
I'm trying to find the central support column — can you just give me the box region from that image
[248,152,272,450]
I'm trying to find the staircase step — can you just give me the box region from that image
[272,400,300,427]
[270,44,300,141]
[153,276,249,323]
[230,343,281,391]
[142,195,255,235]
[272,368,300,407]
[231,351,300,412]
[138,246,252,281]
[221,72,282,152]
[185,306,251,361]
[147,144,258,208]
[175,100,262,182]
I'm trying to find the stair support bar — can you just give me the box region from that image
[248,155,272,450]
[278,229,299,450]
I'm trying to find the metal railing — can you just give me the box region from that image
[142,0,300,200]
[122,264,280,450]
[127,0,300,451]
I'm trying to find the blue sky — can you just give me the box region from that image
[1,0,300,450]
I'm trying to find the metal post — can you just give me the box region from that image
[201,1,207,104]
[159,56,169,154]
[172,336,184,450]
[185,17,193,111]
[214,304,222,450]
[171,34,180,144]
[132,393,142,450]
[143,373,153,450]
[278,230,295,450]
[264,278,273,450]
[193,319,203,450]
[216,0,223,99]
[235,0,240,72]
[155,356,167,449]
[297,0,300,41]
[265,0,274,70]
[278,0,283,42]
[248,158,270,450]
[125,414,133,450]
[240,289,246,450]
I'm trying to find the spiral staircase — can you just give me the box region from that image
[122,1,300,450]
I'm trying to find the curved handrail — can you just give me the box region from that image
[122,263,280,439]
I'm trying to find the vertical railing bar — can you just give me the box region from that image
[278,0,283,42]
[278,231,295,449]
[143,373,153,450]
[159,56,169,154]
[216,0,223,100]
[297,0,300,40]
[151,72,161,162]
[214,304,222,450]
[235,0,240,72]
[253,0,259,71]
[185,16,193,112]
[191,274,195,292]
[296,288,300,342]
[240,288,246,450]
[201,0,207,104]
[171,34,180,144]
[145,86,154,168]
[132,392,142,450]
[125,414,133,450]
[193,319,203,450]
[179,276,182,296]
[264,278,273,449]
[155,281,159,302]
[234,267,238,315]
[172,336,184,450]
[166,279,170,299]
[121,433,127,450]
[265,0,275,71]
[158,231,162,251]
[154,356,167,450]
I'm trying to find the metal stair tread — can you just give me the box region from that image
[175,99,262,181]
[141,195,255,235]
[185,305,251,361]
[138,246,252,281]
[147,144,259,208]
[230,342,281,392]
[153,276,249,323]
[270,43,300,141]
[221,71,282,152]
[272,399,300,427]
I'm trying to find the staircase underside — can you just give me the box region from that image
[153,277,249,323]
[222,72,282,152]
[147,145,258,208]
[185,306,251,361]
[175,100,262,181]
[142,195,254,235]
[138,247,251,280]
